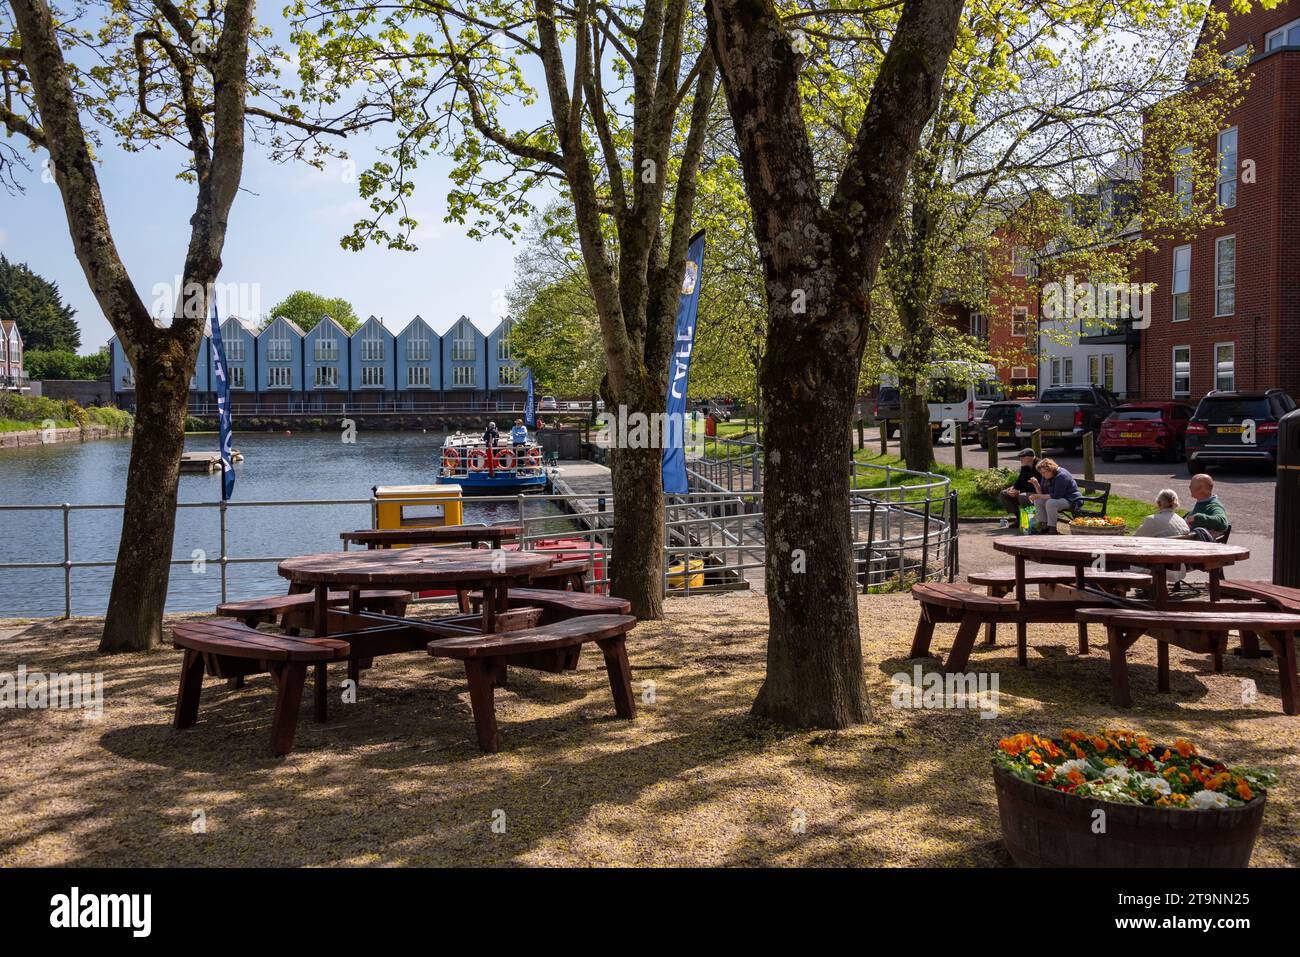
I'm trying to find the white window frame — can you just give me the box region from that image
[224,334,246,363]
[1088,355,1100,385]
[1103,354,1115,392]
[1010,365,1029,380]
[406,324,432,362]
[451,321,476,361]
[1215,235,1236,317]
[1174,145,1193,216]
[267,366,292,389]
[266,323,294,363]
[120,363,136,389]
[1172,346,1191,397]
[1265,17,1300,51]
[229,366,244,390]
[1011,306,1030,338]
[361,323,386,362]
[361,365,385,388]
[497,321,513,360]
[1172,245,1191,322]
[314,334,339,362]
[452,365,476,387]
[969,311,984,339]
[1049,358,1061,387]
[1011,246,1029,278]
[1214,342,1236,392]
[1062,357,1073,385]
[1216,128,1237,208]
[407,365,430,388]
[497,365,523,386]
[314,365,338,388]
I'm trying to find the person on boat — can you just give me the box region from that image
[483,421,500,447]
[1026,457,1082,532]
[511,419,528,447]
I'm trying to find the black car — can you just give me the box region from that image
[976,400,1023,448]
[874,385,902,437]
[1185,388,1297,473]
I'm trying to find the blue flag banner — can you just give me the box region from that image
[661,230,705,494]
[209,304,236,502]
[524,369,536,429]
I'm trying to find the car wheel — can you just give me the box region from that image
[1164,440,1183,463]
[1186,456,1201,476]
[1100,451,1116,463]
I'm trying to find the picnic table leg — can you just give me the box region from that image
[1238,630,1262,659]
[1074,565,1089,654]
[597,636,636,719]
[1107,626,1133,708]
[944,615,981,674]
[1208,567,1223,601]
[1260,631,1299,716]
[908,608,936,659]
[1150,565,1169,610]
[463,659,500,752]
[1156,640,1170,693]
[268,662,308,756]
[1016,621,1028,667]
[984,586,1008,645]
[1014,556,1027,604]
[481,583,499,633]
[174,648,205,730]
[314,583,330,638]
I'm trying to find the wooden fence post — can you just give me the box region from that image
[1032,429,1042,457]
[987,429,999,469]
[880,422,889,456]
[1083,432,1096,482]
[953,433,964,471]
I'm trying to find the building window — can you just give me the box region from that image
[1214,342,1235,392]
[225,336,245,363]
[1103,355,1115,392]
[1215,235,1236,316]
[266,325,294,362]
[1088,355,1100,385]
[1172,346,1191,397]
[1049,358,1061,387]
[361,324,386,361]
[498,365,523,386]
[120,364,136,389]
[315,366,338,388]
[314,336,339,361]
[451,321,476,361]
[969,311,984,339]
[1172,245,1191,321]
[1011,366,1029,380]
[497,322,513,360]
[1011,306,1030,337]
[268,366,292,389]
[407,366,431,388]
[1216,128,1237,208]
[1062,357,1074,384]
[1265,18,1300,51]
[229,366,244,390]
[361,365,385,388]
[406,327,432,361]
[1011,246,1029,277]
[452,365,476,387]
[1174,145,1193,216]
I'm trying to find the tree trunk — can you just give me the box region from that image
[609,441,665,620]
[751,311,868,727]
[99,336,193,652]
[899,376,936,472]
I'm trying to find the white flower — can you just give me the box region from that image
[1140,774,1171,796]
[1189,789,1230,810]
[1057,759,1090,777]
[1103,765,1131,782]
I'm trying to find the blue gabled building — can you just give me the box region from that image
[396,315,440,404]
[485,316,526,402]
[303,315,351,407]
[256,316,305,405]
[442,315,483,402]
[350,315,396,406]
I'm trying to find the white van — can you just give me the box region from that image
[925,362,1005,440]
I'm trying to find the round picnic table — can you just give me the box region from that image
[992,536,1250,609]
[339,524,522,550]
[279,546,554,634]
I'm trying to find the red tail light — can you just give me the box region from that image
[1187,423,1208,435]
[1073,410,1084,429]
[967,400,975,422]
[1258,422,1278,434]
[1015,409,1023,427]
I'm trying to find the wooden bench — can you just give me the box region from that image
[426,614,637,752]
[172,620,351,756]
[463,587,630,624]
[1220,579,1299,657]
[527,559,591,592]
[967,567,1152,653]
[217,589,410,632]
[1056,479,1111,523]
[1076,607,1300,714]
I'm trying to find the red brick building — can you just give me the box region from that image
[1138,0,1300,401]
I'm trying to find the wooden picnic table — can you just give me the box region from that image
[279,546,554,636]
[992,536,1250,610]
[339,523,522,550]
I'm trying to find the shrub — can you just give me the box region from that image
[972,467,1016,499]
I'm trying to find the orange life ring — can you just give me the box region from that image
[467,449,488,471]
[442,448,461,470]
[526,447,542,467]
[495,448,516,470]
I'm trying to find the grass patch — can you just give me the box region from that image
[852,449,1156,528]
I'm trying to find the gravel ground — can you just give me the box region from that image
[1,594,1297,867]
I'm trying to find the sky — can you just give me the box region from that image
[0,15,538,354]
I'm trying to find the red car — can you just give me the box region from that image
[1098,402,1195,462]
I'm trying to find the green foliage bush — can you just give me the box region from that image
[0,392,132,434]
[972,466,1016,499]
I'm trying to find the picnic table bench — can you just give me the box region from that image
[1220,580,1300,657]
[426,613,637,752]
[339,524,521,550]
[463,587,631,624]
[216,589,410,633]
[1077,606,1300,714]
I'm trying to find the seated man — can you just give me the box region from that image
[1185,473,1229,537]
[997,449,1039,529]
[1027,457,1083,533]
[1135,489,1191,538]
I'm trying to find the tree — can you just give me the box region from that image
[704,0,965,726]
[1,0,368,650]
[0,254,80,349]
[24,346,110,379]
[268,290,360,332]
[292,0,719,619]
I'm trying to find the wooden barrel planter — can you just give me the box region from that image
[994,760,1266,867]
[1067,521,1128,536]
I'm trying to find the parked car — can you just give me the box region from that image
[874,385,902,437]
[1098,402,1194,462]
[976,401,1024,449]
[1185,389,1297,474]
[1015,385,1121,453]
[539,395,558,412]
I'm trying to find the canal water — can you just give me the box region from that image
[0,431,577,618]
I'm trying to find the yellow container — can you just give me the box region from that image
[667,557,705,589]
[373,484,464,537]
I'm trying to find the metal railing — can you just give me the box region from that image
[1,450,956,618]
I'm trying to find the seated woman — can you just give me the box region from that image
[1134,489,1191,538]
[1027,457,1083,533]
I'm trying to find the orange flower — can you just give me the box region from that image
[1175,739,1197,758]
[1067,770,1085,786]
[1091,736,1109,752]
[1028,751,1043,766]
[1160,749,1174,761]
[1170,794,1188,806]
[1163,766,1179,779]
[1236,780,1253,801]
[1135,736,1152,755]
[1000,733,1031,756]
[1205,772,1231,792]
[1072,743,1085,759]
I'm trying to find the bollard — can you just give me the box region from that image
[1275,408,1300,587]
[988,429,999,469]
[1032,429,1042,458]
[1082,432,1096,482]
[953,432,963,471]
[880,421,889,456]
[856,419,864,449]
